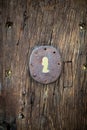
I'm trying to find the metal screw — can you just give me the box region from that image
[79,22,86,30]
[22,90,26,96]
[82,64,87,70]
[5,69,12,77]
[5,21,13,28]
[18,113,25,119]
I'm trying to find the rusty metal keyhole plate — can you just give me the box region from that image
[29,46,62,84]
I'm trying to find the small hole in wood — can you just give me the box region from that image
[58,62,60,65]
[16,42,19,46]
[53,92,55,95]
[44,48,47,50]
[53,51,56,54]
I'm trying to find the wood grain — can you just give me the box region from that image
[0,0,87,130]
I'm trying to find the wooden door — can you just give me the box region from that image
[0,0,87,130]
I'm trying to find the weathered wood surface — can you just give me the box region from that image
[0,0,87,130]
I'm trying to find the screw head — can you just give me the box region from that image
[22,90,26,96]
[79,22,86,30]
[18,113,25,119]
[5,21,13,28]
[5,69,12,78]
[82,64,87,70]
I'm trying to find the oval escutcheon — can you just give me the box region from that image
[29,46,62,84]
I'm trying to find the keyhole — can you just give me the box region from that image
[42,57,49,73]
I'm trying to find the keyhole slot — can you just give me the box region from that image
[42,57,50,73]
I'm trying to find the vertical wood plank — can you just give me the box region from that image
[1,0,87,130]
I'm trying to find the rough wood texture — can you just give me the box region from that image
[0,0,87,130]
